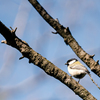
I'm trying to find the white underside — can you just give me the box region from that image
[68,67,86,78]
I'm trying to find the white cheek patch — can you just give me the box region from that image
[69,60,76,65]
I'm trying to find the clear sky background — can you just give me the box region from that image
[0,0,100,100]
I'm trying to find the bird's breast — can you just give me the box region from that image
[68,67,86,79]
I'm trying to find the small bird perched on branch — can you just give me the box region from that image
[65,58,100,89]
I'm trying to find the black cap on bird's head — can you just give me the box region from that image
[65,58,78,66]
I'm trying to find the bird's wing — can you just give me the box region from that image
[70,65,89,73]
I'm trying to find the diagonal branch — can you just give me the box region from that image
[28,0,100,77]
[0,21,96,100]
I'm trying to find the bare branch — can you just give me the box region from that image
[28,0,100,77]
[0,21,96,100]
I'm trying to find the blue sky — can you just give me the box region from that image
[0,0,100,100]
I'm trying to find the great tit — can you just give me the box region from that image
[65,58,90,83]
[65,58,100,89]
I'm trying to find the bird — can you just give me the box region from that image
[65,58,90,83]
[65,58,100,89]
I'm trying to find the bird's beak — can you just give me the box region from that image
[65,62,67,65]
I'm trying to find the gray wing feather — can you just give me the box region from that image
[70,65,88,72]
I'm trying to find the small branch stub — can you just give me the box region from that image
[96,60,99,65]
[1,40,7,44]
[52,31,58,34]
[19,56,24,60]
[10,27,17,34]
[66,27,71,34]
[55,18,59,23]
[90,54,95,58]
[1,40,10,45]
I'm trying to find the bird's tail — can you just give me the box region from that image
[87,73,100,90]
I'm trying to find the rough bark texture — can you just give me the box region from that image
[0,21,96,100]
[28,0,100,77]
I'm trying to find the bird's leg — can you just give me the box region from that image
[78,79,80,83]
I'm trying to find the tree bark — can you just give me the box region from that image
[0,21,96,100]
[28,0,100,77]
